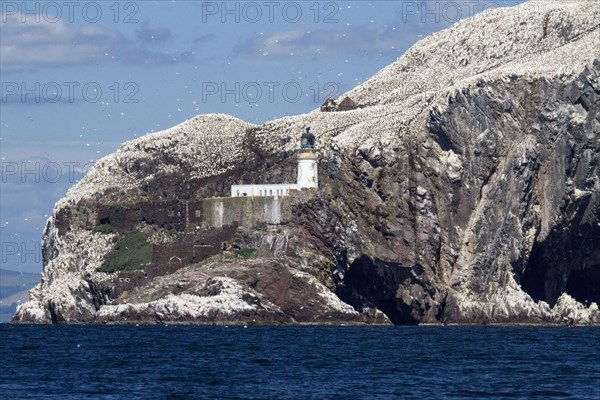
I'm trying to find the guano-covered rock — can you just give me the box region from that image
[14,0,600,325]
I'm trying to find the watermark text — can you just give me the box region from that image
[200,1,339,23]
[201,81,340,104]
[1,242,41,264]
[2,161,94,184]
[1,1,139,23]
[1,82,140,104]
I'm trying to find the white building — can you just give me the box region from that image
[231,128,318,197]
[231,183,297,197]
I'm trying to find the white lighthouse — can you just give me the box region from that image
[297,127,318,189]
[231,127,318,197]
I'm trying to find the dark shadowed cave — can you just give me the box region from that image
[566,266,600,306]
[519,222,600,307]
[336,255,420,325]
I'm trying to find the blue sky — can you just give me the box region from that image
[0,0,524,273]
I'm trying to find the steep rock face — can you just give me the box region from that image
[14,0,600,325]
[432,65,600,323]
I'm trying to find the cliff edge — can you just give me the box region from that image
[14,0,600,325]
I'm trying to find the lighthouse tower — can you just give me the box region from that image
[297,127,318,189]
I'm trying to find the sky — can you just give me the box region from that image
[0,0,525,273]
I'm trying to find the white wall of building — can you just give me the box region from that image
[297,159,318,189]
[231,184,297,197]
[230,140,318,197]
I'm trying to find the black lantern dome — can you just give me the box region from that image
[301,127,315,149]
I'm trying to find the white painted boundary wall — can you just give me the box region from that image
[231,184,297,197]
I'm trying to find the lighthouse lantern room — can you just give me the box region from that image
[297,127,319,189]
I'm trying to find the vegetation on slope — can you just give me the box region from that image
[97,230,153,273]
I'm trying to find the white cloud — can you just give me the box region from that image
[234,24,432,57]
[0,14,190,72]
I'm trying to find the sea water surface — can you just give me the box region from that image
[1,325,598,399]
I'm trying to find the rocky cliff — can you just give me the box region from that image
[14,0,600,325]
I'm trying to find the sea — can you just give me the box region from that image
[1,325,598,399]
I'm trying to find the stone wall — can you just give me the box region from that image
[77,196,290,233]
[90,200,204,232]
[152,225,238,270]
[202,196,292,228]
[102,196,290,297]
